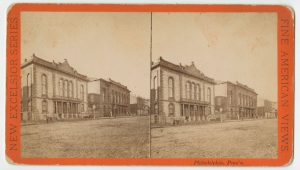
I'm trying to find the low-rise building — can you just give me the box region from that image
[21,54,89,121]
[88,78,130,117]
[151,57,216,124]
[215,81,258,120]
[264,100,277,118]
[130,96,150,116]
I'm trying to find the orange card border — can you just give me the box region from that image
[6,4,294,166]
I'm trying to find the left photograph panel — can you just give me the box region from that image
[20,12,151,158]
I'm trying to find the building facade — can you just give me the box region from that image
[88,78,130,117]
[21,54,89,121]
[264,100,278,118]
[150,57,216,124]
[130,97,150,116]
[215,81,258,120]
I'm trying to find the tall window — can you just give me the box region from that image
[27,73,31,98]
[59,79,63,97]
[117,92,119,104]
[191,83,194,100]
[186,82,191,99]
[42,100,48,114]
[80,85,84,100]
[69,81,73,98]
[119,93,121,104]
[195,84,198,100]
[153,76,157,89]
[63,80,68,97]
[102,88,106,102]
[207,87,211,103]
[229,90,233,105]
[168,103,175,116]
[81,104,84,112]
[111,91,114,103]
[238,93,241,105]
[168,77,174,98]
[153,76,157,100]
[154,104,158,114]
[41,74,47,96]
[198,84,201,101]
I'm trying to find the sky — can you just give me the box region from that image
[21,12,277,101]
[152,12,277,101]
[21,12,151,98]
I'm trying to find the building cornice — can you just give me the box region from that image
[21,54,89,82]
[152,57,216,84]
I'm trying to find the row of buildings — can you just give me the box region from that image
[21,54,148,121]
[257,99,278,118]
[150,57,274,124]
[21,54,276,123]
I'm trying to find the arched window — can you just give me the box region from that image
[194,84,198,100]
[59,79,63,97]
[111,91,114,103]
[41,74,47,96]
[186,81,191,99]
[197,84,201,101]
[26,73,31,98]
[153,76,157,100]
[190,83,195,99]
[168,77,174,98]
[153,76,157,89]
[207,87,211,103]
[120,93,122,104]
[116,92,118,103]
[42,100,48,114]
[168,103,175,116]
[80,85,84,100]
[69,81,73,98]
[63,80,68,97]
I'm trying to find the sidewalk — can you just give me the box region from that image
[21,115,147,126]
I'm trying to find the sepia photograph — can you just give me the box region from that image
[20,10,278,160]
[150,12,278,158]
[4,3,295,166]
[20,12,151,158]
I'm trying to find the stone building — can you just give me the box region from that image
[264,100,277,118]
[150,57,216,124]
[21,54,89,121]
[215,81,258,120]
[130,96,150,116]
[88,78,130,117]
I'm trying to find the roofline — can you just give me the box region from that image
[219,81,257,95]
[91,78,131,92]
[21,55,89,81]
[151,58,216,85]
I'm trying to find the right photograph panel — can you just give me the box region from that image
[150,12,278,158]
